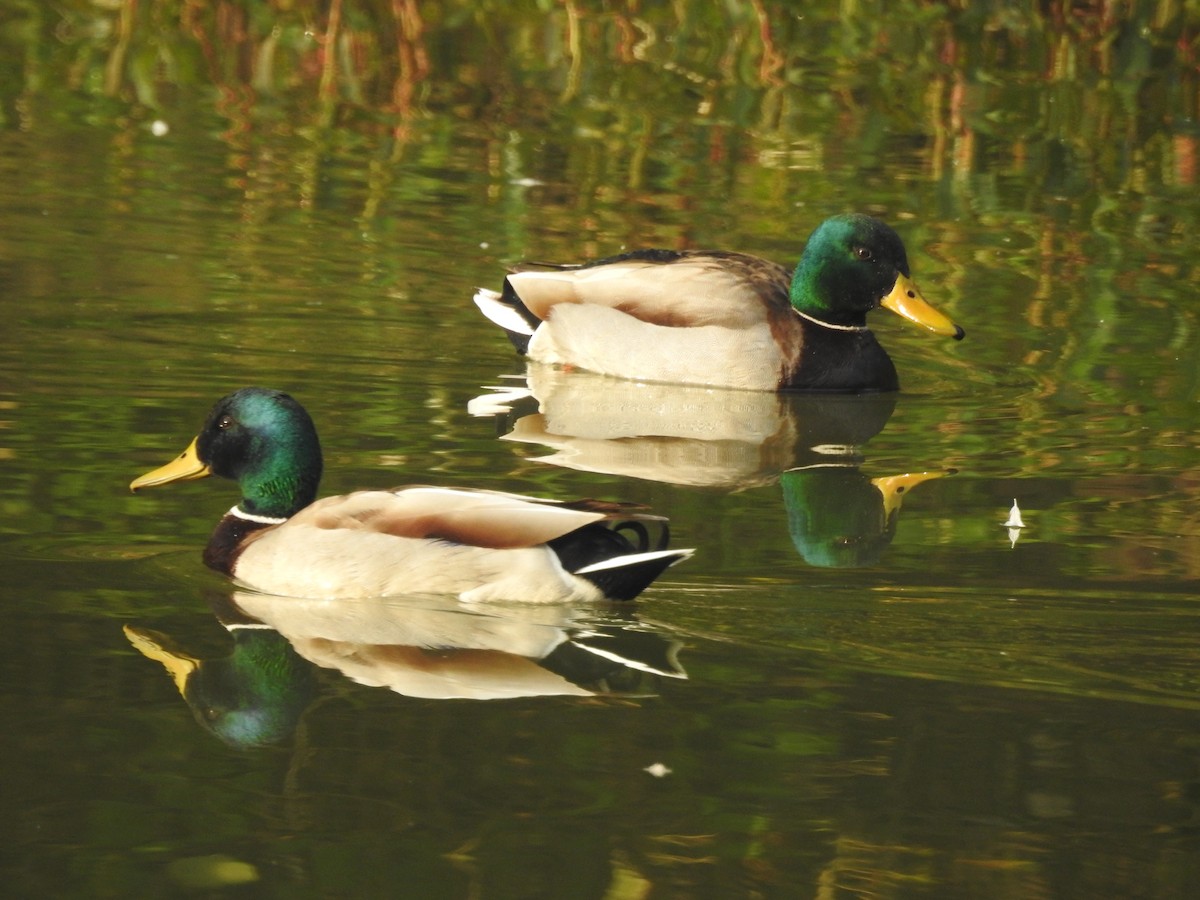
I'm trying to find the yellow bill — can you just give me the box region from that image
[130,437,211,491]
[881,274,965,340]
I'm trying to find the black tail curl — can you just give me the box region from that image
[612,519,671,553]
[547,518,670,574]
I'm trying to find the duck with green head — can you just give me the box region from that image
[130,388,692,603]
[473,214,964,392]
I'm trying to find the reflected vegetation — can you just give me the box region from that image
[126,590,687,745]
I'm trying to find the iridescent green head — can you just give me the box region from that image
[791,214,964,339]
[131,388,323,519]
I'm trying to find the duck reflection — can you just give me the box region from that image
[470,366,898,489]
[782,461,945,567]
[472,367,947,566]
[124,608,315,748]
[126,590,687,746]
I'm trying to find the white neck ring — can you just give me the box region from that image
[794,308,868,333]
[229,505,287,526]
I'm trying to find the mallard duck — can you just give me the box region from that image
[473,214,964,392]
[130,388,692,603]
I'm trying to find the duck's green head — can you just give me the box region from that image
[131,388,323,519]
[791,214,964,339]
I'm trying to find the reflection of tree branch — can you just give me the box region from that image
[561,0,583,102]
[391,0,430,125]
[318,0,342,103]
[750,0,784,86]
[103,0,136,97]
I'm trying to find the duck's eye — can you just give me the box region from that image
[854,246,874,262]
[217,415,234,430]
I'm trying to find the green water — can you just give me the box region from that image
[2,2,1199,897]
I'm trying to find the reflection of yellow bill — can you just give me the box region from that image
[123,625,198,695]
[872,471,947,519]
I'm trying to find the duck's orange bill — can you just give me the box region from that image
[881,274,965,340]
[130,437,211,491]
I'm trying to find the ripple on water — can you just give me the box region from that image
[650,581,1200,711]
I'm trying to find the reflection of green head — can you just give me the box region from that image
[125,625,317,748]
[781,467,943,568]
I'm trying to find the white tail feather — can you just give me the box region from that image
[575,548,694,575]
[473,288,536,336]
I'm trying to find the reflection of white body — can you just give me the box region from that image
[232,592,685,701]
[471,367,894,489]
[471,367,797,488]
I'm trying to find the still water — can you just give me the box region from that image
[2,2,1199,897]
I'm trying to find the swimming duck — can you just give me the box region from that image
[473,214,964,392]
[130,388,692,603]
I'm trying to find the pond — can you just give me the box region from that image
[1,2,1198,897]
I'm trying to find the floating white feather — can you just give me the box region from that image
[1003,499,1025,529]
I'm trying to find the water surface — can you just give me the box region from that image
[2,2,1199,897]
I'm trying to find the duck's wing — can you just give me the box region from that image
[285,487,626,549]
[505,250,792,330]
